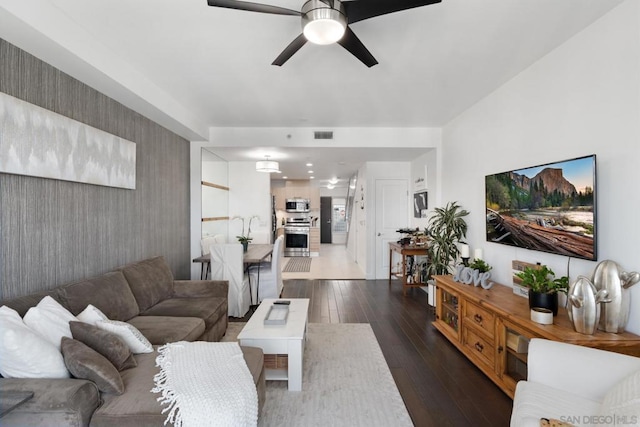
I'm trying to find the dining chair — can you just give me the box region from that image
[200,235,226,279]
[248,235,284,303]
[209,243,251,318]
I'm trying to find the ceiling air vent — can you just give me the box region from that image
[314,131,333,140]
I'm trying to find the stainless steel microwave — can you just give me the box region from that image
[285,198,310,213]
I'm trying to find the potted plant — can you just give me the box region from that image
[468,258,492,273]
[234,215,259,252]
[515,265,569,316]
[425,201,469,277]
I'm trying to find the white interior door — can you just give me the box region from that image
[375,179,408,279]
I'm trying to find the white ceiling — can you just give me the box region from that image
[0,0,624,182]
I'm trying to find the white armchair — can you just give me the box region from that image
[248,235,284,303]
[511,338,640,426]
[209,243,251,318]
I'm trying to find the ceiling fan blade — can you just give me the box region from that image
[337,27,378,67]
[272,34,308,66]
[207,0,301,16]
[343,0,441,24]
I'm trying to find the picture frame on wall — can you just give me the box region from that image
[413,191,428,218]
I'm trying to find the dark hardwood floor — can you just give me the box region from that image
[237,279,513,427]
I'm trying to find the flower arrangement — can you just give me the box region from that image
[233,215,259,244]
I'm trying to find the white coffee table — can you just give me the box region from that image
[238,298,309,391]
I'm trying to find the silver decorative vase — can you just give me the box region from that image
[567,276,610,335]
[591,260,639,333]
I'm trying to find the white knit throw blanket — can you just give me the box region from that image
[152,341,258,427]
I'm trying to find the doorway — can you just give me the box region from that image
[375,179,409,279]
[320,196,332,243]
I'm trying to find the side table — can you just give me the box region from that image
[388,242,429,296]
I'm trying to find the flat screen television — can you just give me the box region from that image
[485,154,597,261]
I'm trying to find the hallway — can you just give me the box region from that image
[282,244,365,280]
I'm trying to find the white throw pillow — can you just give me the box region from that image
[96,320,153,354]
[77,304,109,325]
[0,305,69,378]
[23,296,77,350]
[599,369,640,422]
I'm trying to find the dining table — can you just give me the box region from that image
[193,243,274,304]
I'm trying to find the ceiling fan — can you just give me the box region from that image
[206,0,442,67]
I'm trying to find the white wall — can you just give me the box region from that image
[189,142,206,279]
[410,149,439,231]
[228,162,272,244]
[350,164,368,273]
[441,1,640,333]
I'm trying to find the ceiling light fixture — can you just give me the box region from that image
[256,155,280,173]
[327,184,335,190]
[302,0,346,45]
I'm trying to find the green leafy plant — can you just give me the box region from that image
[233,215,259,244]
[425,201,469,277]
[515,265,569,294]
[236,235,253,244]
[469,258,492,273]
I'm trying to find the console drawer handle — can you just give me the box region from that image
[475,342,484,353]
[474,314,483,324]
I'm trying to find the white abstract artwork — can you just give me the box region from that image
[0,92,136,189]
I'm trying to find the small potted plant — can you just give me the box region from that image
[234,215,259,252]
[468,258,492,273]
[515,265,569,316]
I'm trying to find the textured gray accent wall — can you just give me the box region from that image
[0,39,190,299]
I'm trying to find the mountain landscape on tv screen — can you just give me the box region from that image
[486,161,595,260]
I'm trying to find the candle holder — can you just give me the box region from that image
[461,257,470,267]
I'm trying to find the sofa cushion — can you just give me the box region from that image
[90,351,172,427]
[511,381,600,427]
[57,271,140,321]
[0,377,99,427]
[241,346,265,415]
[70,321,137,371]
[61,337,124,395]
[96,320,153,354]
[140,296,227,331]
[599,368,640,421]
[91,346,263,427]
[0,306,69,379]
[120,256,174,312]
[77,304,109,325]
[23,296,77,350]
[126,316,205,345]
[0,290,59,317]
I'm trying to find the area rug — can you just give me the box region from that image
[282,257,312,273]
[223,322,412,426]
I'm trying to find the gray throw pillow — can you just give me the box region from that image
[70,321,137,371]
[61,337,124,395]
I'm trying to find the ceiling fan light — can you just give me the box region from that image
[256,160,280,173]
[302,0,346,45]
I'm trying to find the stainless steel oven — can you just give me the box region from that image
[284,222,310,257]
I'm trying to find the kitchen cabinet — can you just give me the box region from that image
[273,181,321,210]
[273,187,286,210]
[309,228,320,255]
[309,187,320,210]
[285,180,309,200]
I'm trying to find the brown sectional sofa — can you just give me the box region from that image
[0,256,265,426]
